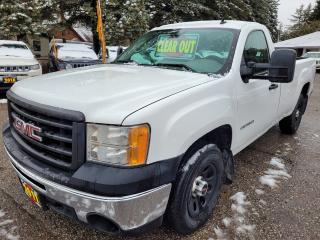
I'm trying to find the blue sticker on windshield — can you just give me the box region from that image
[155,34,199,59]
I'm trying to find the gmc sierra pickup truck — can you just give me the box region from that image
[2,21,315,235]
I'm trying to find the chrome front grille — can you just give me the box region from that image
[72,63,94,68]
[0,65,31,72]
[7,91,86,171]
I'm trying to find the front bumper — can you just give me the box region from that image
[0,69,42,93]
[0,69,42,80]
[4,146,172,232]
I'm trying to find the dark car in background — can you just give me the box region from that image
[49,40,101,72]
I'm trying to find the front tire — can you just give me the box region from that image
[167,144,224,234]
[279,94,308,134]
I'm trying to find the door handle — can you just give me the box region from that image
[269,84,279,90]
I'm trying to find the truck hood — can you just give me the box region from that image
[11,64,211,124]
[0,57,38,66]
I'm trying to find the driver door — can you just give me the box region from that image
[236,30,280,148]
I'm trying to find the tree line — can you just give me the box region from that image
[280,0,320,41]
[0,0,279,48]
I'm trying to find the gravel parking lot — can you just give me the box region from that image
[0,75,319,240]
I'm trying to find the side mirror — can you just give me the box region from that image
[269,49,296,83]
[240,49,297,83]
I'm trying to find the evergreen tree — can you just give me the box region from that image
[303,4,313,23]
[266,0,279,42]
[225,0,254,21]
[282,3,320,40]
[311,0,320,20]
[0,0,48,39]
[145,0,212,29]
[290,4,305,25]
[39,0,104,53]
[0,0,281,47]
[249,0,279,41]
[106,0,149,45]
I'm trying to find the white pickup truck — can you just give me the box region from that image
[2,21,315,235]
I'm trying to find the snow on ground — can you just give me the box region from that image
[270,157,285,169]
[0,99,7,104]
[255,189,265,195]
[222,217,232,227]
[0,209,19,240]
[212,192,255,240]
[259,157,291,189]
[212,226,227,240]
[211,143,292,240]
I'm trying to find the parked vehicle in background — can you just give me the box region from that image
[98,46,127,63]
[48,40,101,72]
[107,46,120,63]
[302,51,320,70]
[2,21,316,235]
[107,46,127,63]
[0,40,42,95]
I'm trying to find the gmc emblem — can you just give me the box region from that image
[13,116,43,142]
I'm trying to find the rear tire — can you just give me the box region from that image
[279,94,308,135]
[166,143,224,234]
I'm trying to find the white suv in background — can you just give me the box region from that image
[302,51,320,70]
[0,40,42,94]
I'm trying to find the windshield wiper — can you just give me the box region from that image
[114,61,197,73]
[153,63,196,73]
[113,60,154,67]
[114,60,137,64]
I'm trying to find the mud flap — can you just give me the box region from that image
[301,96,308,115]
[222,149,234,184]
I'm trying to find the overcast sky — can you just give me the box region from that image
[278,0,317,27]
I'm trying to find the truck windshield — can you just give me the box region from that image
[56,43,98,60]
[116,28,239,75]
[0,44,34,58]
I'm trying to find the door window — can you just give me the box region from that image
[243,31,270,66]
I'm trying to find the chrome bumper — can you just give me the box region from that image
[5,147,172,231]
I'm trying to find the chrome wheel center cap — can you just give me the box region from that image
[192,176,209,197]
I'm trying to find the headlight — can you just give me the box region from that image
[65,63,73,70]
[87,124,150,166]
[30,64,40,70]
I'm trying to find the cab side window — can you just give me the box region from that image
[243,31,270,66]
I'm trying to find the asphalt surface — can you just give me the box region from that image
[0,76,319,240]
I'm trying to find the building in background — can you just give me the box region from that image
[49,25,93,43]
[22,25,93,73]
[275,32,320,57]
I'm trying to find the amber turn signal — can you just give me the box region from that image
[127,124,150,166]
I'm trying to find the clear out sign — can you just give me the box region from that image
[155,34,199,59]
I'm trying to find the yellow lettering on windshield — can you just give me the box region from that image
[157,39,179,53]
[156,34,199,58]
